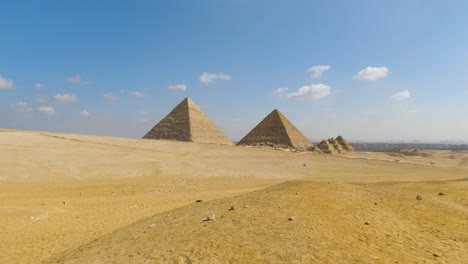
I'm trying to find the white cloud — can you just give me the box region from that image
[287,84,331,100]
[273,87,288,95]
[12,101,33,113]
[168,84,187,91]
[68,75,93,86]
[355,66,389,81]
[38,106,56,116]
[0,75,14,90]
[103,92,119,101]
[390,90,411,101]
[199,72,232,85]
[53,93,77,103]
[272,87,288,98]
[80,110,90,117]
[130,91,145,97]
[308,65,330,78]
[35,94,46,104]
[16,101,28,107]
[35,82,44,90]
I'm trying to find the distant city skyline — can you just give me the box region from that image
[1,1,468,142]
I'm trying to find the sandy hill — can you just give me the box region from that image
[51,179,468,263]
[1,129,468,263]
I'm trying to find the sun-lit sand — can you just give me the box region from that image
[1,129,467,263]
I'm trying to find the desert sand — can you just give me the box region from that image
[1,129,467,263]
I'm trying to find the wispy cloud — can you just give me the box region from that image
[35,94,47,104]
[272,87,288,98]
[139,111,148,115]
[308,65,330,78]
[68,75,93,86]
[0,75,14,90]
[355,67,389,81]
[12,101,33,113]
[35,82,44,90]
[79,110,90,117]
[38,106,56,116]
[103,92,119,101]
[53,93,77,103]
[130,91,145,97]
[199,72,231,85]
[168,84,187,91]
[287,84,331,100]
[390,90,411,101]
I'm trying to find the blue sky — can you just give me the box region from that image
[1,0,468,142]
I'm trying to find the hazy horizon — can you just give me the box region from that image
[2,1,468,142]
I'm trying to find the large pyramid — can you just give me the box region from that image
[143,97,233,145]
[238,109,313,149]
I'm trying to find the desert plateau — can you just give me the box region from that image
[1,129,467,263]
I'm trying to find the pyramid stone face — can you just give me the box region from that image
[238,109,313,149]
[143,98,233,145]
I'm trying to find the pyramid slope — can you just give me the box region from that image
[238,109,313,149]
[143,98,233,145]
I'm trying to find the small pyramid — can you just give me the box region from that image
[318,140,337,154]
[335,135,354,152]
[237,109,313,149]
[143,97,233,145]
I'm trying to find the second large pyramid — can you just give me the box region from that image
[238,109,313,149]
[143,97,233,145]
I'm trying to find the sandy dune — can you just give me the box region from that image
[1,130,467,263]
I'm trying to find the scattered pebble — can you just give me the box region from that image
[433,253,440,257]
[148,224,156,229]
[416,195,422,200]
[374,202,378,205]
[206,213,216,221]
[229,206,236,211]
[288,216,295,221]
[438,192,445,196]
[195,199,203,203]
[364,221,371,225]
[295,192,300,195]
[303,164,306,167]
[62,201,66,205]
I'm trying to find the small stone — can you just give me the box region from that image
[207,213,216,221]
[374,202,378,205]
[303,164,306,167]
[196,199,203,203]
[295,192,300,195]
[433,253,440,257]
[148,224,156,229]
[288,216,295,221]
[229,206,236,211]
[438,192,445,196]
[416,195,422,200]
[364,221,371,225]
[62,201,66,205]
